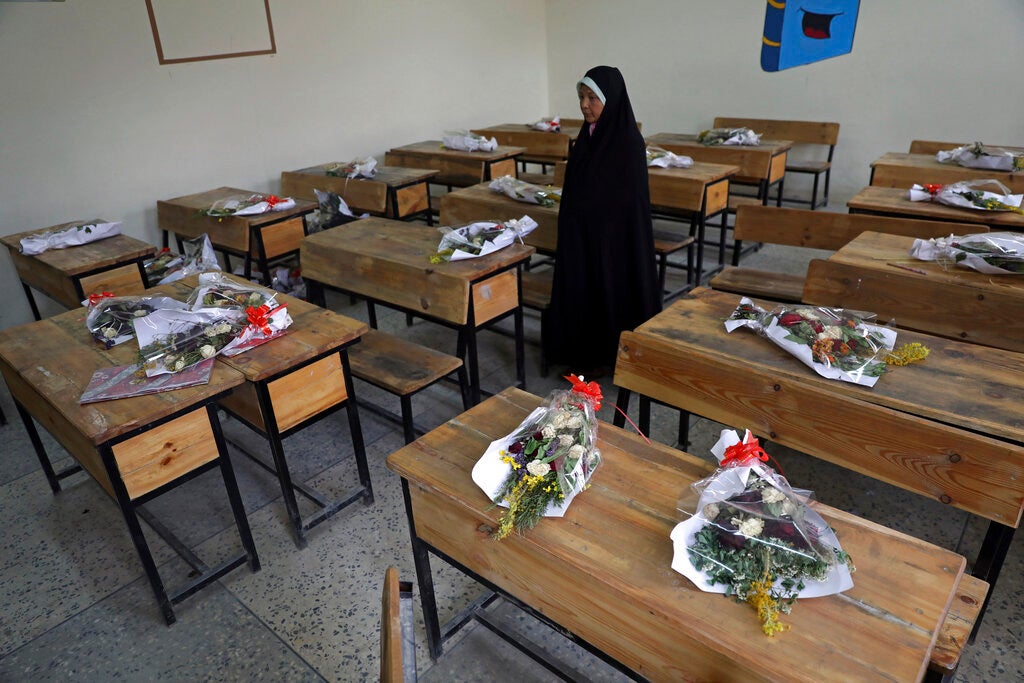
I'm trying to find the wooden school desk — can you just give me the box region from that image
[280,163,438,225]
[2,220,155,320]
[0,306,259,625]
[847,185,1024,231]
[438,182,559,254]
[384,140,526,191]
[157,275,373,549]
[156,187,316,284]
[613,286,1024,638]
[802,231,1024,354]
[300,217,534,404]
[470,123,574,172]
[387,387,970,682]
[869,152,1024,194]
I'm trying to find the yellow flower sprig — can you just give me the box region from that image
[885,342,930,366]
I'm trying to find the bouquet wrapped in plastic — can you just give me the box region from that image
[529,116,560,132]
[488,175,561,206]
[725,297,896,387]
[472,374,603,539]
[697,127,761,146]
[204,193,296,217]
[133,308,246,377]
[646,145,694,168]
[20,221,122,256]
[910,232,1024,275]
[144,247,183,284]
[308,188,363,233]
[155,234,221,284]
[671,429,855,636]
[187,273,292,356]
[85,293,186,348]
[441,130,498,152]
[324,156,377,179]
[935,142,1024,173]
[908,179,1023,215]
[429,216,537,263]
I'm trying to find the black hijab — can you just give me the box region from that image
[545,66,661,371]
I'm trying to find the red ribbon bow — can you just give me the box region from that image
[564,373,603,411]
[923,183,944,196]
[246,304,273,335]
[87,291,114,306]
[721,437,770,468]
[264,194,285,208]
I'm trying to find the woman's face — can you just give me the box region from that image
[578,85,604,124]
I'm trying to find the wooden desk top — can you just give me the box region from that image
[803,231,1024,354]
[387,387,966,682]
[157,274,369,383]
[284,163,439,187]
[280,164,439,214]
[1,220,156,275]
[647,161,738,212]
[0,305,244,446]
[848,185,1024,230]
[301,217,534,325]
[470,124,572,161]
[386,140,526,162]
[617,287,1024,525]
[438,182,559,254]
[870,152,1024,193]
[157,187,316,227]
[646,133,792,183]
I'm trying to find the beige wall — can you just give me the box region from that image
[0,1,548,327]
[546,0,1023,207]
[3,1,1023,329]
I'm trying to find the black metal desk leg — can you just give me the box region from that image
[514,297,526,391]
[612,388,631,428]
[14,399,75,493]
[21,283,42,321]
[207,404,260,571]
[970,521,1016,642]
[401,478,443,660]
[341,353,374,505]
[254,383,307,549]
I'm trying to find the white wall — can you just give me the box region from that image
[545,0,1023,206]
[0,0,548,329]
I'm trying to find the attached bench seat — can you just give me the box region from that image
[348,329,469,444]
[927,573,988,682]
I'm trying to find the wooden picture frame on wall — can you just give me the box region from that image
[145,0,276,65]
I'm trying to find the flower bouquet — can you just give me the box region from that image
[441,130,498,152]
[429,216,537,263]
[671,429,854,636]
[725,297,896,387]
[488,175,561,207]
[910,232,1024,275]
[936,142,1024,173]
[85,293,186,348]
[528,117,560,132]
[144,247,183,284]
[154,234,221,284]
[20,221,123,256]
[133,308,246,377]
[204,193,296,217]
[471,374,603,539]
[324,156,378,179]
[187,272,277,310]
[646,145,694,168]
[908,179,1024,215]
[697,127,761,146]
[309,188,363,232]
[187,273,292,356]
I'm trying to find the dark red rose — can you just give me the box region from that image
[716,519,747,549]
[508,441,524,454]
[779,313,803,326]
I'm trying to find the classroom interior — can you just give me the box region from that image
[1,2,1022,681]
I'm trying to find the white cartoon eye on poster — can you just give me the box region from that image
[761,0,861,72]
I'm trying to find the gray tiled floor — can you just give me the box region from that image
[0,220,1021,682]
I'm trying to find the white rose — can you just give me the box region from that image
[818,327,844,340]
[133,309,148,317]
[558,434,574,448]
[103,327,118,339]
[553,412,570,429]
[568,444,586,461]
[781,499,798,517]
[541,425,557,440]
[585,448,600,467]
[566,415,584,430]
[703,503,721,520]
[200,344,217,359]
[732,516,764,538]
[173,359,186,371]
[762,487,787,504]
[526,460,550,477]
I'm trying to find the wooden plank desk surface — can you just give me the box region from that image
[645,133,792,186]
[0,302,257,623]
[1,221,156,318]
[157,186,316,283]
[439,182,560,254]
[280,163,438,222]
[384,140,526,188]
[470,123,572,166]
[803,231,1024,354]
[847,185,1024,231]
[387,387,966,682]
[616,287,1024,527]
[300,216,534,403]
[869,152,1024,194]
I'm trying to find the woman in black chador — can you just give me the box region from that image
[544,65,661,377]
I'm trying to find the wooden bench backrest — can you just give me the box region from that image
[909,140,965,155]
[733,205,986,251]
[713,117,839,146]
[560,117,642,132]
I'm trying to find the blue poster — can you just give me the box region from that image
[762,0,861,72]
